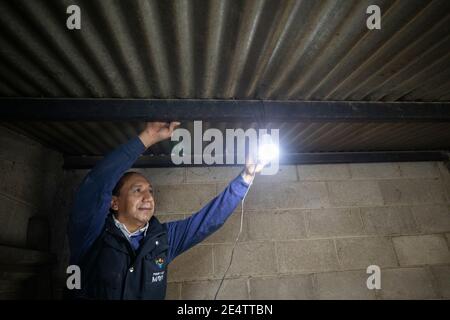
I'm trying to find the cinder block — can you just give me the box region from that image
[437,162,450,202]
[438,162,450,176]
[155,184,217,213]
[0,193,16,226]
[1,155,62,212]
[254,165,298,183]
[204,166,297,184]
[23,164,47,204]
[378,179,447,205]
[213,242,277,277]
[335,237,398,269]
[0,195,34,247]
[249,275,314,299]
[430,265,450,298]
[186,167,242,184]
[378,268,437,299]
[168,245,213,282]
[276,239,339,273]
[203,209,247,244]
[360,207,419,235]
[392,235,450,266]
[0,127,64,219]
[297,164,350,181]
[1,161,31,203]
[154,214,185,224]
[165,282,181,300]
[0,279,23,298]
[315,270,377,300]
[306,208,364,238]
[138,168,185,185]
[181,278,248,300]
[41,171,64,213]
[349,163,400,179]
[398,162,440,178]
[328,181,383,207]
[244,182,330,210]
[0,126,53,165]
[0,245,53,265]
[21,166,60,212]
[245,209,307,241]
[410,205,450,233]
[0,160,14,196]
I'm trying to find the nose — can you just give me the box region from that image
[143,190,153,201]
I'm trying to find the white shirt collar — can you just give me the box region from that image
[112,214,149,238]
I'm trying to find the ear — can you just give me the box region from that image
[110,196,119,211]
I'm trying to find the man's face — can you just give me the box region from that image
[111,174,155,229]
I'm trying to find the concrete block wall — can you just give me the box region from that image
[53,162,450,300]
[0,126,63,247]
[152,163,449,300]
[0,126,64,298]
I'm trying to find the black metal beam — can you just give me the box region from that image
[1,98,450,122]
[63,151,449,169]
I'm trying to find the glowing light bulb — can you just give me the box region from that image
[258,134,279,165]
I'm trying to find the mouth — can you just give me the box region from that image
[138,206,153,211]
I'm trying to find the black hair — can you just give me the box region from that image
[112,171,141,196]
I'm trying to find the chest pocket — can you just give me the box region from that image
[144,242,169,274]
[142,242,169,300]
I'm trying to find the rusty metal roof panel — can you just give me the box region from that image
[2,121,450,157]
[0,0,449,101]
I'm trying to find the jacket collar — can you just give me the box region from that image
[103,215,166,256]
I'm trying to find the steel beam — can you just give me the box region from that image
[1,98,450,122]
[63,151,449,169]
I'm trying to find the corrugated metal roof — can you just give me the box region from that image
[2,121,450,156]
[0,0,449,161]
[1,0,449,100]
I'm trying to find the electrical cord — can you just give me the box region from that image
[214,164,257,300]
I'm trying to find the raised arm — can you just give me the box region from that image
[165,161,263,262]
[68,122,179,264]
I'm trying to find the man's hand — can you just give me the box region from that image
[242,155,265,184]
[139,121,181,148]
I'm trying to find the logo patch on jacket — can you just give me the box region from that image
[152,271,165,283]
[155,257,165,269]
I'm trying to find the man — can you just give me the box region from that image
[68,122,262,299]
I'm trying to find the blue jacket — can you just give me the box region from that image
[68,136,249,299]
